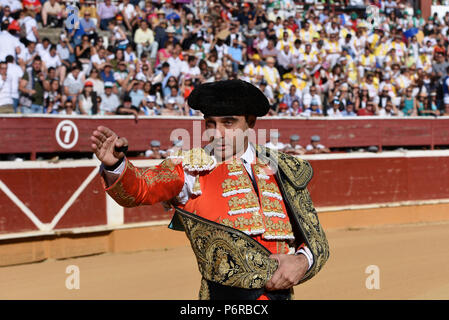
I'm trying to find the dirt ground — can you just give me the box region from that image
[1,221,449,300]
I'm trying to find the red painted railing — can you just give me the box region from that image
[1,116,449,160]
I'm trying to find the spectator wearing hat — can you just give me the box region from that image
[100,63,116,86]
[262,56,280,92]
[0,20,22,62]
[78,80,97,115]
[301,91,323,117]
[153,19,168,51]
[284,134,305,155]
[276,102,289,116]
[243,53,263,84]
[141,95,159,115]
[161,96,181,116]
[327,98,343,118]
[166,139,185,156]
[265,131,286,151]
[100,81,120,115]
[116,95,141,119]
[306,135,330,154]
[279,72,296,97]
[237,2,255,26]
[341,102,357,117]
[145,140,166,159]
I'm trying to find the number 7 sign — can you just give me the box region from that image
[55,120,79,150]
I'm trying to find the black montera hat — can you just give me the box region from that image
[187,79,270,117]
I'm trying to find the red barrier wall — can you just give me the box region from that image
[1,116,449,159]
[1,152,449,238]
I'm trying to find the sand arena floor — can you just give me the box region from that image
[1,221,448,300]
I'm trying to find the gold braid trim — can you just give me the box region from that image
[175,208,278,292]
[168,147,217,172]
[255,145,330,284]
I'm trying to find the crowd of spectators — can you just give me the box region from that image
[1,0,449,118]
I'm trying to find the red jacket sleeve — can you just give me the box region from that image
[101,158,185,207]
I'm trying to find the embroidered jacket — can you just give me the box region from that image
[102,145,329,286]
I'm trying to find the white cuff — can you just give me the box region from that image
[296,246,313,271]
[102,158,126,175]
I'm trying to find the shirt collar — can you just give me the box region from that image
[240,143,255,164]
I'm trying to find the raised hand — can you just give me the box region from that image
[90,126,128,166]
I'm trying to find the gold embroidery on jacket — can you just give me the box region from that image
[177,209,278,294]
[227,192,260,215]
[169,148,216,172]
[222,176,253,197]
[227,159,244,176]
[255,145,330,285]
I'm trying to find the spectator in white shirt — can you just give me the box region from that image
[302,85,322,109]
[6,55,23,113]
[44,45,65,82]
[20,9,39,43]
[327,98,343,117]
[181,55,200,80]
[265,131,286,151]
[0,61,13,113]
[63,64,85,105]
[118,0,136,31]
[306,135,331,154]
[100,81,120,114]
[0,20,23,62]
